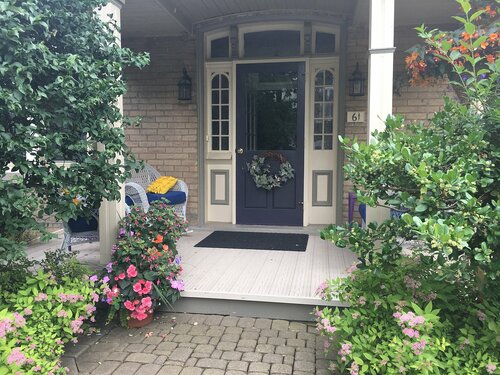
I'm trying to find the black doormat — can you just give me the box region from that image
[195,231,308,252]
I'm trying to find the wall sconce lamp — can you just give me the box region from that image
[348,62,365,97]
[177,68,192,101]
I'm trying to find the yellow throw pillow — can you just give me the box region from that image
[147,176,178,194]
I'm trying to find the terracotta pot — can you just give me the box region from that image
[127,311,154,329]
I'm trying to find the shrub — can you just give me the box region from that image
[98,200,187,326]
[0,256,100,374]
[318,1,499,373]
[0,0,149,260]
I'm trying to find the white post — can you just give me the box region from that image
[366,0,395,224]
[97,0,125,264]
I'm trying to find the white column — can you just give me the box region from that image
[366,0,395,224]
[98,0,126,264]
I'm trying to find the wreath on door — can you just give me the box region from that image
[246,152,295,190]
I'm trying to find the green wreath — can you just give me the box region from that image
[246,152,295,190]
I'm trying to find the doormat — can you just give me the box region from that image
[195,231,308,252]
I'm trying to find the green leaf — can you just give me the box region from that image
[415,203,428,212]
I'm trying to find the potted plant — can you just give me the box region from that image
[101,200,187,328]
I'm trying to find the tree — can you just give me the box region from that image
[0,0,149,260]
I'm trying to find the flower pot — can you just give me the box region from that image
[127,311,154,329]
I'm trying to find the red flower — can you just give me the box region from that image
[118,273,126,280]
[133,280,153,295]
[127,264,138,278]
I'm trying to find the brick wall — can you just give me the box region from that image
[342,25,455,223]
[122,35,199,224]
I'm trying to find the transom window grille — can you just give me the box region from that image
[211,73,230,151]
[313,69,334,150]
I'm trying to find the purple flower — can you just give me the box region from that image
[102,276,110,284]
[105,262,113,273]
[89,275,98,282]
[174,256,182,265]
[171,280,185,291]
[119,227,126,236]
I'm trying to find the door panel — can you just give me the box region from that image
[236,62,305,226]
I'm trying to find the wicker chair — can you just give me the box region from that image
[127,164,188,220]
[61,210,100,251]
[125,181,150,213]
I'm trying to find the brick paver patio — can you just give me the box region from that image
[62,312,334,374]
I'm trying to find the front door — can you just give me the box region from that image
[236,62,305,225]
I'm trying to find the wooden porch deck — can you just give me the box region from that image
[26,226,356,320]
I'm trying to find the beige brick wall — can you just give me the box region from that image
[122,35,199,224]
[342,25,455,223]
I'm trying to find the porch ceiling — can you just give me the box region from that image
[121,0,459,38]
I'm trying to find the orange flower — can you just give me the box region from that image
[489,33,498,42]
[486,54,495,64]
[458,45,468,53]
[461,32,471,41]
[72,197,80,205]
[162,244,169,251]
[485,5,497,17]
[152,234,163,244]
[480,41,489,49]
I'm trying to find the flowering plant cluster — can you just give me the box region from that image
[0,268,99,374]
[318,1,498,373]
[100,200,187,325]
[316,258,499,374]
[405,0,498,85]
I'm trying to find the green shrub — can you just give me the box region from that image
[0,250,99,374]
[318,1,499,373]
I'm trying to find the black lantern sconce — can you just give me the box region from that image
[177,68,192,101]
[348,62,365,97]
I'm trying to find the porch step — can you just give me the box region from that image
[165,295,346,322]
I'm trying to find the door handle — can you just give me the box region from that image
[236,148,244,155]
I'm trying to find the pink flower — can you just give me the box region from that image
[486,364,496,374]
[23,308,32,316]
[349,362,359,375]
[34,293,48,302]
[411,339,426,355]
[338,343,352,357]
[127,264,138,278]
[141,296,152,310]
[89,275,98,282]
[124,300,136,311]
[57,310,68,318]
[402,328,420,338]
[12,313,26,328]
[316,281,328,296]
[118,273,126,280]
[7,348,27,366]
[131,306,148,320]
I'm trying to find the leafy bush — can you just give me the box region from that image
[318,1,499,373]
[0,0,149,260]
[0,257,99,374]
[99,200,187,326]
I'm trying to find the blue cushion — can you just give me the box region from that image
[125,195,134,206]
[68,217,98,233]
[146,191,186,205]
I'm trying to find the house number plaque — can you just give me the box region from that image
[347,111,365,123]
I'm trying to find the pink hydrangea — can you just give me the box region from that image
[486,364,496,374]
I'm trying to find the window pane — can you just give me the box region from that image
[221,89,229,103]
[325,87,334,101]
[212,137,220,150]
[212,106,219,120]
[244,30,300,58]
[212,90,219,104]
[314,87,323,102]
[324,135,333,150]
[211,76,219,89]
[221,136,229,150]
[212,121,219,135]
[314,103,322,118]
[221,105,229,120]
[314,135,322,150]
[315,71,324,86]
[220,75,229,89]
[314,120,323,134]
[324,119,333,134]
[221,121,229,135]
[315,32,336,54]
[324,103,333,118]
[211,37,229,58]
[325,71,334,85]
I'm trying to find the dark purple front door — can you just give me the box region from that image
[236,62,305,226]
